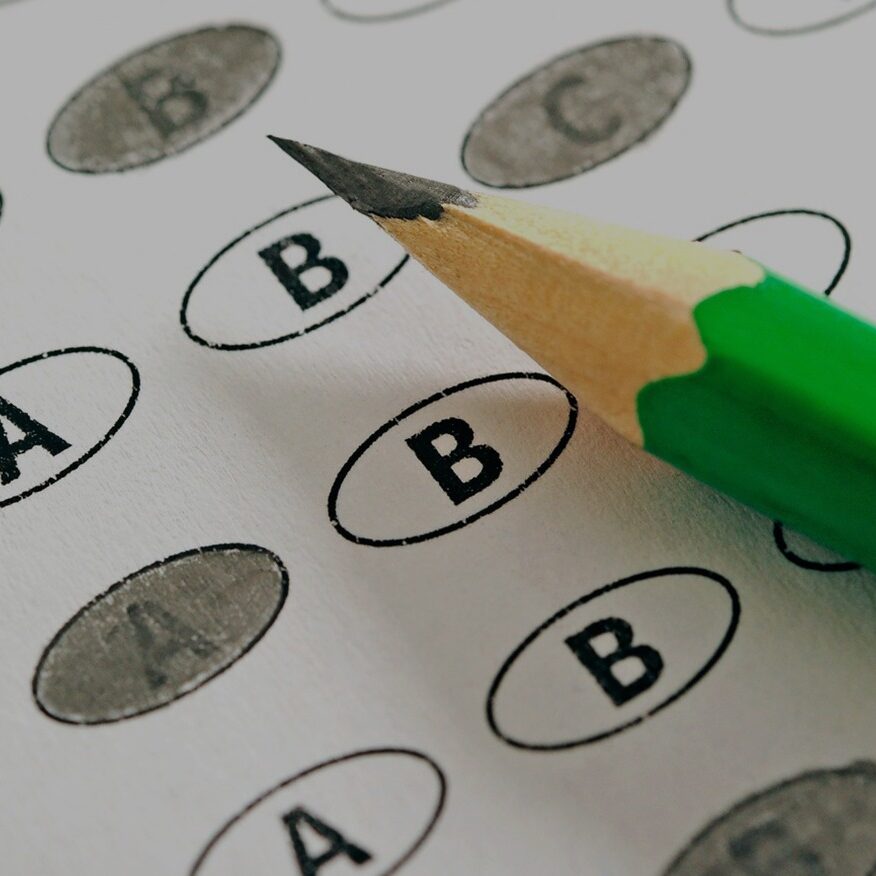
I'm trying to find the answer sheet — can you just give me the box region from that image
[2,0,876,872]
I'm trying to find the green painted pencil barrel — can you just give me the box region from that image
[638,271,876,569]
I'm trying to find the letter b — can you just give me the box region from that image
[406,417,503,505]
[122,68,208,138]
[565,617,664,707]
[258,233,349,311]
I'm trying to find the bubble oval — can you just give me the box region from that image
[0,347,139,508]
[773,521,860,573]
[328,372,577,547]
[696,208,851,298]
[190,747,446,874]
[727,0,876,36]
[486,567,740,750]
[663,762,876,874]
[321,0,456,22]
[181,196,408,350]
[33,544,289,725]
[462,36,691,188]
[47,24,281,174]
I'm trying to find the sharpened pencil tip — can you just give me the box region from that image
[268,136,477,221]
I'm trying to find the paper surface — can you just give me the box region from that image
[3,1,876,873]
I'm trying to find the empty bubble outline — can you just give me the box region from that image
[727,0,876,37]
[327,371,578,547]
[486,566,740,751]
[189,746,447,874]
[0,346,140,509]
[181,195,409,350]
[320,0,458,23]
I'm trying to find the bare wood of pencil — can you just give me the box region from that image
[268,136,876,573]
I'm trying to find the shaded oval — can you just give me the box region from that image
[461,36,691,188]
[181,196,407,350]
[728,0,876,36]
[696,209,851,298]
[33,544,288,724]
[0,347,139,508]
[487,567,740,750]
[663,762,876,874]
[328,372,577,547]
[191,747,446,874]
[321,0,456,22]
[47,24,280,173]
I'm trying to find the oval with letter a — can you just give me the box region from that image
[0,347,138,508]
[33,544,288,725]
[328,372,577,547]
[190,748,446,875]
[487,567,740,750]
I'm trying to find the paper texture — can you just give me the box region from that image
[2,0,876,872]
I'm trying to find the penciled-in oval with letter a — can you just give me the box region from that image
[33,544,288,724]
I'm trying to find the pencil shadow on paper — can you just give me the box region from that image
[193,351,876,875]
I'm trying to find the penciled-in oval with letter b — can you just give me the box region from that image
[47,24,280,173]
[33,544,289,724]
[462,36,691,188]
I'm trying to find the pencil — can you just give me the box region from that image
[270,136,876,571]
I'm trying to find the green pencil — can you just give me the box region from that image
[271,137,876,571]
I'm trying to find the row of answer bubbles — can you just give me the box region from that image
[34,557,740,753]
[178,189,861,569]
[31,531,873,869]
[32,2,876,184]
[0,228,857,568]
[0,346,574,549]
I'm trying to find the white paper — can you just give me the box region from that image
[3,1,876,873]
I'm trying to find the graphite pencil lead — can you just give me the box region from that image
[268,136,477,220]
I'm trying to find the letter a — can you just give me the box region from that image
[0,396,71,486]
[565,617,664,707]
[123,601,217,690]
[406,416,503,505]
[282,807,372,876]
